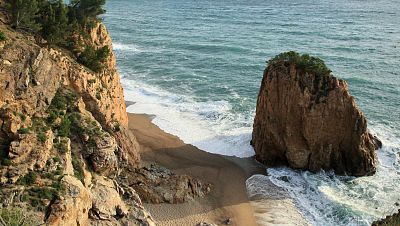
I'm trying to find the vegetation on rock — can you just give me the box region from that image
[77,45,110,73]
[0,31,6,41]
[5,0,109,72]
[17,171,37,185]
[5,0,41,31]
[267,51,332,76]
[0,207,41,226]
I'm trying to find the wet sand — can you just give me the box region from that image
[128,113,265,226]
[128,112,310,226]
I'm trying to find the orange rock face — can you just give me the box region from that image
[251,62,381,176]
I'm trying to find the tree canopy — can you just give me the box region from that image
[6,0,41,31]
[5,0,110,72]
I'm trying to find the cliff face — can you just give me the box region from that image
[0,15,211,225]
[0,21,154,225]
[0,22,139,166]
[252,61,381,176]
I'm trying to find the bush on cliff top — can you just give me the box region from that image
[268,51,332,76]
[5,0,109,72]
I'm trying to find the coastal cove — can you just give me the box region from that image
[0,0,398,225]
[127,112,312,225]
[105,0,400,225]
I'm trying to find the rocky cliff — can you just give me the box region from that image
[251,52,381,176]
[0,10,209,226]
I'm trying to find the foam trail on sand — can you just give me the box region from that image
[122,78,255,158]
[121,76,400,226]
[246,125,400,226]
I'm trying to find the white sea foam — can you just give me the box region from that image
[121,76,400,225]
[120,74,400,226]
[245,125,400,226]
[112,43,143,53]
[122,76,400,226]
[122,78,255,157]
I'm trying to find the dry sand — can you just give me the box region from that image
[128,113,266,226]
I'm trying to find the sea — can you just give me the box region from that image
[103,0,400,225]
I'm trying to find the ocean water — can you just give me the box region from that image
[103,0,400,225]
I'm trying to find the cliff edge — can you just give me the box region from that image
[251,52,381,176]
[0,3,210,225]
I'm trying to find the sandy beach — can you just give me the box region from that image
[128,113,266,226]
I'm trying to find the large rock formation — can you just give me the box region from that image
[251,52,381,176]
[0,5,210,225]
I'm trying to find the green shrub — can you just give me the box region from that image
[39,0,70,45]
[0,207,41,226]
[37,133,46,143]
[31,117,49,133]
[57,117,71,137]
[42,172,56,180]
[1,158,11,166]
[55,165,64,176]
[5,0,41,32]
[267,51,332,76]
[77,45,110,72]
[17,127,31,134]
[50,92,67,110]
[53,156,61,163]
[71,153,84,183]
[29,187,54,200]
[69,113,85,135]
[0,31,6,41]
[18,172,37,185]
[47,111,58,124]
[51,178,65,192]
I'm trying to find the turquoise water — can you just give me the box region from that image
[103,0,400,225]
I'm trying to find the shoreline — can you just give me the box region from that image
[127,112,311,226]
[128,113,265,226]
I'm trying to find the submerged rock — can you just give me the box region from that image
[252,52,381,176]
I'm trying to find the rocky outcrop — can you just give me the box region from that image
[0,7,210,226]
[46,176,92,226]
[90,176,129,220]
[372,209,400,226]
[252,52,381,176]
[0,21,139,167]
[120,164,211,204]
[0,18,147,225]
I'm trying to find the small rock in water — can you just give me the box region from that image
[395,202,399,206]
[278,176,289,182]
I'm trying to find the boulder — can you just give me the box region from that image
[90,176,128,220]
[46,176,92,226]
[128,164,211,204]
[251,52,381,176]
[87,134,118,176]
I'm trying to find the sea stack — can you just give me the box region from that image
[251,51,381,176]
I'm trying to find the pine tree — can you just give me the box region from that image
[69,0,106,26]
[40,0,69,45]
[6,0,41,32]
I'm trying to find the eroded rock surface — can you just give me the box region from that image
[121,164,211,204]
[252,54,381,176]
[0,6,210,226]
